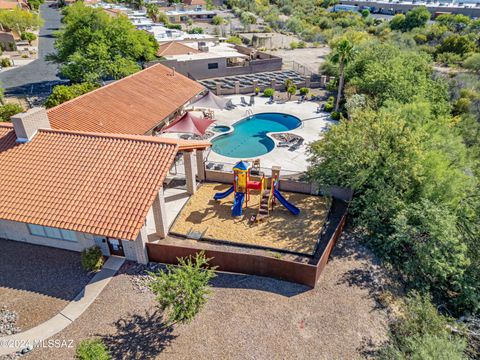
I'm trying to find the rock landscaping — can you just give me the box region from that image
[0,306,20,336]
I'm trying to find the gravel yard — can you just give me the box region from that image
[25,231,388,360]
[0,239,93,332]
[170,183,331,255]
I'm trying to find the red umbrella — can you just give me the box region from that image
[161,112,215,137]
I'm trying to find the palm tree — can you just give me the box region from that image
[331,39,356,112]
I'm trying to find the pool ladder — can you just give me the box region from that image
[245,109,253,117]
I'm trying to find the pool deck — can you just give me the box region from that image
[158,95,335,174]
[207,95,334,174]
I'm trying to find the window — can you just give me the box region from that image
[27,224,77,242]
[208,63,219,70]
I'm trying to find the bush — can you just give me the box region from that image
[166,23,182,30]
[20,32,37,45]
[211,15,223,25]
[226,36,242,45]
[148,251,216,324]
[187,27,204,34]
[289,41,298,50]
[413,33,427,44]
[45,82,98,108]
[436,52,462,67]
[287,85,297,99]
[1,58,11,67]
[463,53,480,72]
[262,87,274,97]
[379,292,467,360]
[76,339,110,360]
[298,41,306,49]
[324,102,334,112]
[331,111,340,120]
[255,87,260,94]
[0,103,23,122]
[299,87,310,96]
[81,246,104,272]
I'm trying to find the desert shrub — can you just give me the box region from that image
[287,85,297,98]
[298,41,306,48]
[75,339,110,360]
[436,52,462,67]
[166,23,181,30]
[226,36,242,45]
[330,111,340,120]
[263,87,275,97]
[289,41,298,50]
[0,103,23,121]
[413,33,427,44]
[20,32,36,44]
[463,53,480,72]
[81,246,104,272]
[1,58,11,67]
[187,27,204,34]
[148,251,216,324]
[379,292,467,360]
[211,15,223,25]
[299,87,309,96]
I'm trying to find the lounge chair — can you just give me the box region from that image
[249,95,255,106]
[316,104,325,113]
[226,99,236,110]
[289,138,304,151]
[206,162,215,169]
[240,97,248,106]
[214,163,224,171]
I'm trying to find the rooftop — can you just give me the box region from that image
[163,42,248,61]
[0,124,210,241]
[47,63,205,135]
[157,41,201,57]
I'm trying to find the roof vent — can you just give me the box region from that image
[11,107,51,143]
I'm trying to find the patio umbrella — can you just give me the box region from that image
[192,91,230,110]
[161,112,215,137]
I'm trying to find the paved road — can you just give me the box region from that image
[0,2,67,96]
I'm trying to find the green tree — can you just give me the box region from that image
[0,8,43,35]
[44,82,98,108]
[287,84,297,99]
[20,31,36,45]
[52,3,158,83]
[240,11,256,30]
[403,6,431,31]
[331,39,356,112]
[0,103,23,122]
[148,252,217,324]
[27,0,44,11]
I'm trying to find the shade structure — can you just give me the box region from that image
[161,112,215,136]
[192,91,229,110]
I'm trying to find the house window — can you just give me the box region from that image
[208,63,219,70]
[27,224,77,242]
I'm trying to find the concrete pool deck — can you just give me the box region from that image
[205,95,334,174]
[158,95,335,174]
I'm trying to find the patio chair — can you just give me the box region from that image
[240,97,248,106]
[214,163,224,171]
[226,99,236,110]
[206,162,215,169]
[249,95,255,106]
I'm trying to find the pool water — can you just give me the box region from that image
[211,113,301,158]
[212,125,230,133]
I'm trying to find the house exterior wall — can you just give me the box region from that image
[0,219,95,252]
[159,56,282,80]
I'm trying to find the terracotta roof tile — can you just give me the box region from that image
[157,41,201,57]
[0,124,209,241]
[47,63,205,135]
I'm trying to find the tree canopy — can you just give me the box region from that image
[52,2,158,83]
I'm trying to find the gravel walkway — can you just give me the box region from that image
[0,239,93,332]
[25,231,388,359]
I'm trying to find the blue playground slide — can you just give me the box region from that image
[231,192,245,217]
[273,189,300,216]
[214,186,234,200]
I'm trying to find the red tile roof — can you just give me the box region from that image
[47,63,205,135]
[157,41,200,57]
[183,0,205,5]
[0,124,210,241]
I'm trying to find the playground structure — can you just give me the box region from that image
[214,161,300,220]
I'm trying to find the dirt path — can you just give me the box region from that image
[26,232,388,360]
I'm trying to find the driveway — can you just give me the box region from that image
[0,1,67,97]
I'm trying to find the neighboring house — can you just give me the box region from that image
[156,41,283,80]
[0,109,210,263]
[182,0,206,11]
[165,8,216,23]
[47,63,205,135]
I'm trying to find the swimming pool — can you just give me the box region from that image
[211,113,301,158]
[212,125,230,133]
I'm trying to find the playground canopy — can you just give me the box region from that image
[161,112,215,136]
[192,91,230,110]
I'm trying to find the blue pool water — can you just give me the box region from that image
[211,113,301,158]
[212,125,230,133]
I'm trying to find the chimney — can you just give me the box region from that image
[11,107,51,143]
[172,67,176,76]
